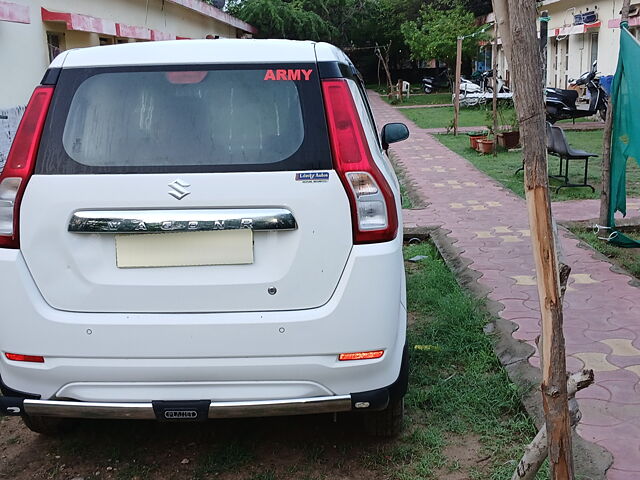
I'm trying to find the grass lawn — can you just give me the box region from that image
[435,130,640,201]
[401,105,600,131]
[569,226,640,280]
[401,106,510,130]
[399,242,547,479]
[383,93,453,107]
[0,242,547,480]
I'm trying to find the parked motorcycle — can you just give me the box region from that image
[545,61,607,124]
[459,77,482,94]
[421,70,450,94]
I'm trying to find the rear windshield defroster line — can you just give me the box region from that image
[36,64,332,174]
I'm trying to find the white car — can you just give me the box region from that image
[0,39,409,436]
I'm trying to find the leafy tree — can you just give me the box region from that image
[400,5,482,66]
[226,0,334,40]
[224,0,492,77]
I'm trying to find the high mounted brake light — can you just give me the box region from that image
[321,79,398,244]
[0,86,53,249]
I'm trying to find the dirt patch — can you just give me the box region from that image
[0,415,390,480]
[0,416,505,480]
[436,434,488,480]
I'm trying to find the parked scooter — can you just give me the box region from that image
[422,70,450,93]
[481,70,510,93]
[545,61,607,124]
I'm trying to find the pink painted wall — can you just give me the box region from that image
[0,0,30,24]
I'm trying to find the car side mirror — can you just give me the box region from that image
[381,123,409,150]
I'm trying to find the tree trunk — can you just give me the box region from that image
[453,37,462,135]
[512,370,594,480]
[599,0,631,226]
[493,0,575,478]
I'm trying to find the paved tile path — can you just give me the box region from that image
[551,197,640,224]
[368,93,640,479]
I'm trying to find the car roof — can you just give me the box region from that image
[52,39,351,69]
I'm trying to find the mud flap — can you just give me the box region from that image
[0,397,25,416]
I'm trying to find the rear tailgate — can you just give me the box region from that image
[20,63,352,313]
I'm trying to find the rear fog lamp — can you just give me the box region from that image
[5,353,45,363]
[338,350,384,361]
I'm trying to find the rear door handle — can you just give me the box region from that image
[68,209,297,233]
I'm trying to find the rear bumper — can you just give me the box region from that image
[0,344,409,420]
[1,395,353,420]
[0,238,406,400]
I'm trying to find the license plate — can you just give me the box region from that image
[115,230,253,268]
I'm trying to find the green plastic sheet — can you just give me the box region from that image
[608,24,640,248]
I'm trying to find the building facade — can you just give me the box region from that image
[489,0,637,90]
[0,0,255,108]
[543,0,639,89]
[0,0,255,162]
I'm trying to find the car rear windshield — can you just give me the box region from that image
[36,64,332,174]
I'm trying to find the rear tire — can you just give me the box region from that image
[362,397,404,437]
[423,85,433,94]
[22,415,75,436]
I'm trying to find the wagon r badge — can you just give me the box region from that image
[168,179,191,200]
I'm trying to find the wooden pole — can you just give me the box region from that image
[599,0,631,227]
[492,0,575,478]
[540,11,549,87]
[599,102,614,226]
[453,36,463,135]
[492,22,498,155]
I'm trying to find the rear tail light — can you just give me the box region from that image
[0,86,53,249]
[321,79,398,244]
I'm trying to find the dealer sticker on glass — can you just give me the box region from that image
[295,172,329,183]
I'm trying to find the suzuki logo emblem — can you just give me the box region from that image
[168,179,191,200]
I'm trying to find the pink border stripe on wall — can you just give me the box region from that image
[41,7,116,36]
[0,0,30,24]
[116,23,152,40]
[151,30,175,41]
[608,16,640,28]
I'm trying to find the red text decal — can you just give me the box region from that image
[264,69,313,81]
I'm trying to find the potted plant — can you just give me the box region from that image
[475,110,497,154]
[467,131,488,150]
[496,107,520,149]
[476,137,495,154]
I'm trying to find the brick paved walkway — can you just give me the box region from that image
[551,198,640,224]
[368,93,640,479]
